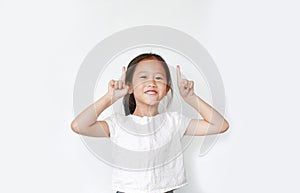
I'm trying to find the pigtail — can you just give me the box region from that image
[123,93,136,115]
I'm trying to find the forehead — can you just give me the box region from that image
[134,59,166,74]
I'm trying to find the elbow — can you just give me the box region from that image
[220,120,229,133]
[71,120,80,134]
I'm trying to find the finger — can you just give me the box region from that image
[117,80,122,89]
[182,79,188,89]
[187,84,194,95]
[176,65,182,83]
[109,80,115,88]
[121,66,126,82]
[114,80,118,89]
[115,80,119,89]
[189,81,194,89]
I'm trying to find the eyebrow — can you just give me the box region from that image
[136,71,165,75]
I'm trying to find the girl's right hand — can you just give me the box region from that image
[107,66,130,103]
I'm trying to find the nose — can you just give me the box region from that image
[147,79,157,87]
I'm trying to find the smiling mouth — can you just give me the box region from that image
[144,90,158,95]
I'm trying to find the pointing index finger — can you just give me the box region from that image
[121,66,126,82]
[176,65,182,82]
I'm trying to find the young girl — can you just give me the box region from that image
[71,53,229,193]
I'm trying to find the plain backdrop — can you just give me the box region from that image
[0,0,299,192]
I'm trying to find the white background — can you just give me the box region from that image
[1,0,299,192]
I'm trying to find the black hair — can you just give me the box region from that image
[122,53,173,115]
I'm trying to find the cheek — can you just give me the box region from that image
[131,83,145,94]
[131,80,141,89]
[158,83,169,92]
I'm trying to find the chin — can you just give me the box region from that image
[143,99,159,106]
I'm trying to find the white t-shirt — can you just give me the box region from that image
[105,111,191,193]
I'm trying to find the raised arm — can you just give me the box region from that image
[70,66,129,137]
[71,93,112,137]
[176,65,229,136]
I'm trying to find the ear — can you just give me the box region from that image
[128,84,134,94]
[166,86,170,93]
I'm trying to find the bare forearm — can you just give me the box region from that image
[71,93,112,129]
[185,94,228,128]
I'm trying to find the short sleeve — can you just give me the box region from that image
[171,111,192,138]
[104,114,116,139]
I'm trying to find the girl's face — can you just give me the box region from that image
[130,59,170,106]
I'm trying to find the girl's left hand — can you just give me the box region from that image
[176,65,195,101]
